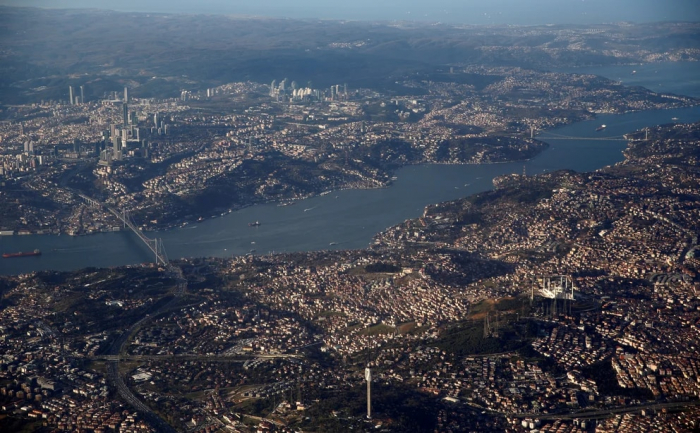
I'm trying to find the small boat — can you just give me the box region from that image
[671,117,679,121]
[248,221,261,227]
[329,242,338,246]
[596,124,607,132]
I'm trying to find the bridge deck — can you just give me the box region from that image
[79,194,168,266]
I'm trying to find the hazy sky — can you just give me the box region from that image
[1,0,699,25]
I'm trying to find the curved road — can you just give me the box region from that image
[105,275,187,433]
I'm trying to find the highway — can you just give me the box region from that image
[466,398,700,422]
[104,274,188,432]
[94,353,302,362]
[521,400,700,421]
[76,192,191,430]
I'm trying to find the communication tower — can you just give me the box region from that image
[365,367,372,419]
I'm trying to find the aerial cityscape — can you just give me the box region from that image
[1,3,700,432]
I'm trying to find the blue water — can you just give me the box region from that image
[1,63,699,275]
[554,62,700,99]
[2,0,698,25]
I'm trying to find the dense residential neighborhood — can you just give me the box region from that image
[2,121,700,431]
[2,6,700,432]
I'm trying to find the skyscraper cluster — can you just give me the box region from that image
[329,83,349,101]
[23,140,35,155]
[269,79,348,102]
[68,85,87,105]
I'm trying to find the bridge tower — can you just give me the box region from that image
[154,238,160,266]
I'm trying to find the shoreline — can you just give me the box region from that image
[2,150,549,238]
[0,110,695,274]
[3,101,699,240]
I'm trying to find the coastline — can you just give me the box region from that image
[2,145,551,238]
[2,88,699,250]
[2,104,699,275]
[0,104,689,239]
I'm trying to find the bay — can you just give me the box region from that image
[2,63,700,275]
[553,62,700,99]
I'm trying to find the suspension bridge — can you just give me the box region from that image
[77,193,187,432]
[532,126,649,142]
[536,132,629,141]
[78,194,169,266]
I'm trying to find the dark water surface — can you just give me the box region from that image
[2,64,699,275]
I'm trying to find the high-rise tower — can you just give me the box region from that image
[122,103,129,126]
[69,86,74,105]
[80,86,85,104]
[124,87,129,103]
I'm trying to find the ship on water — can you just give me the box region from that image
[2,249,41,258]
[248,221,261,227]
[596,124,607,132]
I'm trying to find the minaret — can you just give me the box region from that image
[365,367,372,419]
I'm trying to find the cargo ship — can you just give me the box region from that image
[248,221,261,227]
[2,249,41,258]
[596,124,607,132]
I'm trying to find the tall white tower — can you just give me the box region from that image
[69,86,74,105]
[365,367,372,419]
